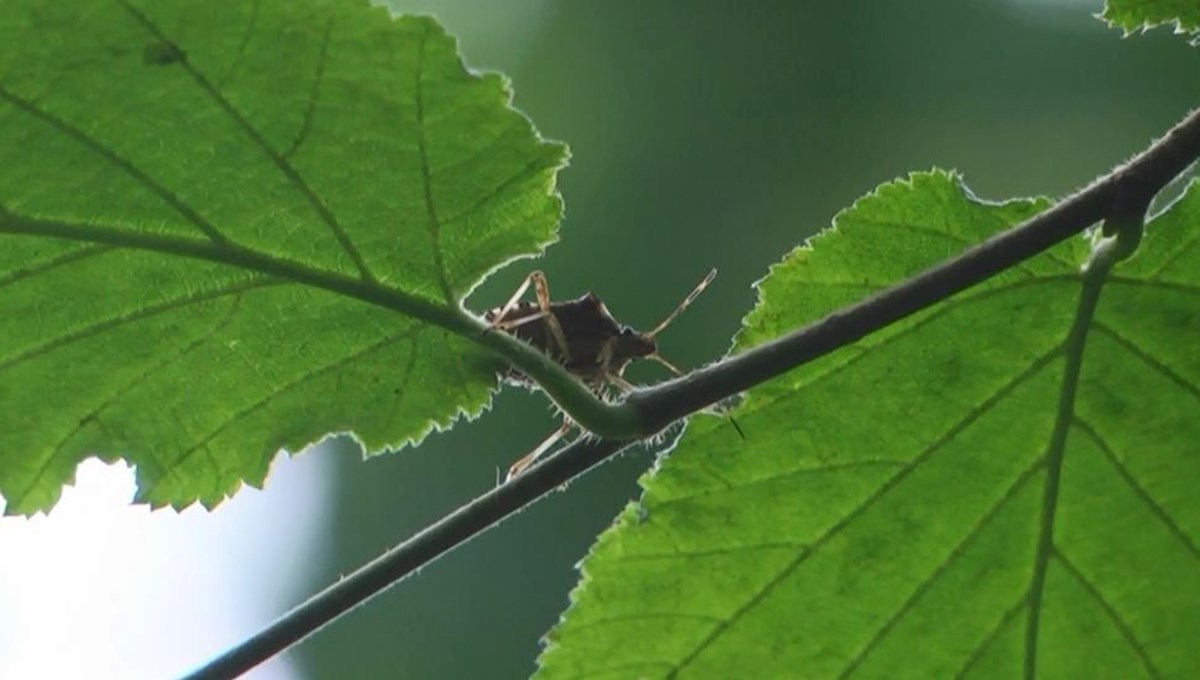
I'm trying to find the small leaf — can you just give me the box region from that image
[538,172,1200,678]
[0,0,567,513]
[1101,0,1200,38]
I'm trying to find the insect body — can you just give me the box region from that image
[484,269,716,480]
[486,290,651,386]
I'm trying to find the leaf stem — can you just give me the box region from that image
[182,106,1200,679]
[0,211,646,439]
[1023,217,1142,679]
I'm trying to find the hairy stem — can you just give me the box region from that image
[180,437,627,680]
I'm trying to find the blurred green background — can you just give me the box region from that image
[287,1,1199,677]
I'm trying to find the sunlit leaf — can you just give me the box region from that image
[1102,0,1200,38]
[0,0,567,513]
[539,172,1200,678]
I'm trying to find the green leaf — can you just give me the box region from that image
[0,0,567,513]
[538,171,1200,678]
[1102,0,1200,38]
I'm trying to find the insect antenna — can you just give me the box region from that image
[645,353,684,376]
[639,268,716,378]
[647,268,718,338]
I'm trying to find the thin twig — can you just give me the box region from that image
[180,437,627,680]
[183,106,1200,679]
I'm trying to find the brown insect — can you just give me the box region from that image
[484,269,717,481]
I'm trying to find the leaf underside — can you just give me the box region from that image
[538,172,1200,678]
[0,0,567,513]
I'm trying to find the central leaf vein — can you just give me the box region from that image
[1023,251,1114,680]
[0,213,466,336]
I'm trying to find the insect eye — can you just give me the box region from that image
[620,326,634,336]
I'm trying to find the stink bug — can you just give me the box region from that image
[484,269,716,480]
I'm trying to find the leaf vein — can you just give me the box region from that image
[1147,231,1199,280]
[853,217,1069,273]
[1073,417,1200,561]
[1024,254,1111,680]
[557,660,676,680]
[952,595,1029,679]
[0,213,462,335]
[606,541,808,565]
[440,147,562,228]
[413,21,455,302]
[114,0,376,282]
[1109,276,1200,296]
[0,277,278,375]
[1053,547,1162,678]
[836,459,1044,679]
[431,118,527,185]
[651,459,906,512]
[8,292,247,512]
[390,331,423,417]
[0,244,113,291]
[282,16,331,160]
[788,279,889,293]
[560,612,725,637]
[665,350,1060,677]
[0,85,230,244]
[215,0,262,88]
[166,328,422,482]
[1093,322,1200,403]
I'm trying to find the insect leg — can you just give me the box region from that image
[596,336,616,373]
[595,336,631,394]
[487,271,572,363]
[491,309,551,331]
[532,272,572,363]
[505,419,574,482]
[487,271,539,326]
[644,353,684,376]
[606,372,638,394]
